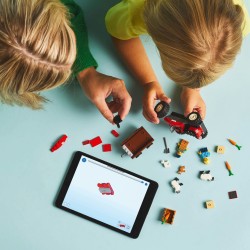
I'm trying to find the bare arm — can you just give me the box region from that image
[112,37,157,85]
[112,37,171,123]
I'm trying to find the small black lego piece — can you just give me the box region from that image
[113,115,122,128]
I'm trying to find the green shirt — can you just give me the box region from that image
[61,0,98,75]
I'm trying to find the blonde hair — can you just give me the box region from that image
[144,0,244,88]
[0,0,76,109]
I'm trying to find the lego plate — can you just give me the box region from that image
[55,151,158,239]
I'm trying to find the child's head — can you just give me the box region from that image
[144,0,244,88]
[0,0,76,109]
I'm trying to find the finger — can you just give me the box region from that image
[143,109,158,124]
[158,93,171,104]
[199,107,206,120]
[143,94,160,124]
[117,96,132,120]
[93,98,114,123]
[111,82,132,120]
[183,104,195,117]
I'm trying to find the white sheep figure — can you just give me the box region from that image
[171,177,183,193]
[161,160,171,168]
[200,170,214,181]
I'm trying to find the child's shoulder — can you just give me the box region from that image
[105,0,147,40]
[233,0,250,36]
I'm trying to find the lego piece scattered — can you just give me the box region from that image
[200,170,214,181]
[111,130,119,137]
[89,136,102,147]
[205,200,215,209]
[175,139,189,158]
[50,134,68,152]
[228,139,242,150]
[198,147,210,164]
[228,191,238,199]
[154,101,208,139]
[161,208,176,224]
[161,160,171,168]
[177,166,186,174]
[82,140,90,145]
[171,177,183,193]
[216,145,225,154]
[225,161,234,176]
[97,183,114,195]
[121,126,154,159]
[113,115,122,128]
[102,144,112,152]
[163,137,170,154]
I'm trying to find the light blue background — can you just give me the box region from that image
[0,1,250,250]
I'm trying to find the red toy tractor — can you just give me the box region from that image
[154,101,208,139]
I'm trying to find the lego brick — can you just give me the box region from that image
[50,134,68,152]
[206,200,215,209]
[113,115,122,128]
[228,191,238,199]
[102,144,112,152]
[161,208,176,224]
[89,136,102,147]
[216,145,225,154]
[82,140,90,145]
[111,130,119,137]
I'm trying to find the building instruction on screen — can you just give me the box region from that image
[62,156,149,233]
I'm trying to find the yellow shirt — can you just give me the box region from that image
[105,0,250,40]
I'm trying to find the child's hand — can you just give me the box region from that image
[142,81,171,124]
[180,87,206,119]
[77,67,132,124]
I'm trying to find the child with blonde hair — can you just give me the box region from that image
[0,0,131,123]
[106,0,250,123]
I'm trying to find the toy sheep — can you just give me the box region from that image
[171,177,183,193]
[161,160,171,168]
[199,171,214,181]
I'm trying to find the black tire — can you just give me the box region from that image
[187,112,202,126]
[154,101,170,118]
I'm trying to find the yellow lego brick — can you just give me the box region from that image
[216,146,225,154]
[206,200,215,209]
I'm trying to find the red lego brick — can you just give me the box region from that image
[89,136,102,147]
[82,140,90,145]
[102,144,112,152]
[50,134,68,152]
[111,130,119,137]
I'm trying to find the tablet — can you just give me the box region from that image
[55,151,158,239]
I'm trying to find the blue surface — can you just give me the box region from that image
[0,1,250,250]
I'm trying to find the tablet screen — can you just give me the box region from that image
[56,152,158,238]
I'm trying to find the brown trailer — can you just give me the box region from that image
[121,126,154,159]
